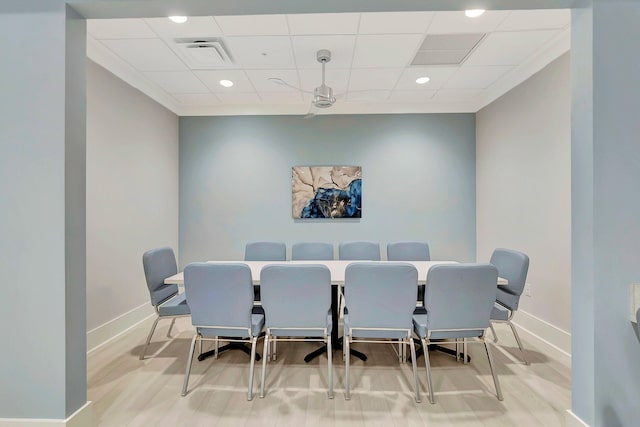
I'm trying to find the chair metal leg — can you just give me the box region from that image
[508,321,529,365]
[214,337,219,359]
[490,322,498,343]
[259,334,269,398]
[484,340,503,401]
[199,337,203,356]
[456,339,461,362]
[422,338,435,404]
[140,315,161,360]
[463,339,468,365]
[344,334,351,400]
[247,336,258,401]
[167,318,176,338]
[181,335,198,396]
[408,337,421,403]
[327,334,334,399]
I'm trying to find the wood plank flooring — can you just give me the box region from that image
[88,318,571,426]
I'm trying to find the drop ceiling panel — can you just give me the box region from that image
[298,68,350,94]
[394,67,457,90]
[426,11,510,34]
[100,39,188,71]
[497,9,570,31]
[291,35,356,68]
[352,34,424,68]
[443,66,513,89]
[464,30,560,66]
[216,92,262,104]
[225,36,296,69]
[388,90,436,102]
[143,17,222,38]
[173,93,221,105]
[215,14,289,36]
[433,89,483,100]
[245,69,302,92]
[287,13,360,35]
[259,92,305,103]
[346,90,390,101]
[87,18,155,39]
[143,71,210,93]
[347,68,403,91]
[358,12,434,34]
[194,70,255,93]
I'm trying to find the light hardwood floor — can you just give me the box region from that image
[88,317,571,426]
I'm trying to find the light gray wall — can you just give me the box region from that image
[86,61,179,331]
[573,2,640,426]
[179,114,476,266]
[0,0,86,419]
[476,54,571,333]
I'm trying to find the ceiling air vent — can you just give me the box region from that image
[411,33,485,66]
[173,37,233,69]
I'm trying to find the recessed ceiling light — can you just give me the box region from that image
[168,16,188,24]
[465,9,485,18]
[219,79,234,88]
[415,77,431,84]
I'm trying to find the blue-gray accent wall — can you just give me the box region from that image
[179,114,476,265]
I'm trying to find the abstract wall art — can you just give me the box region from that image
[292,166,362,219]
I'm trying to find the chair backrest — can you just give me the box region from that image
[344,262,417,330]
[260,264,331,329]
[423,264,498,338]
[339,241,381,261]
[490,248,530,311]
[387,241,430,261]
[142,247,178,306]
[244,241,287,261]
[291,242,334,260]
[183,263,254,329]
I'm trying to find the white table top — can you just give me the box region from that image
[164,260,508,286]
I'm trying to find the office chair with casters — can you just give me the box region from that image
[259,264,333,399]
[488,248,530,364]
[291,242,334,260]
[181,263,264,400]
[140,247,190,360]
[338,241,381,261]
[343,262,421,403]
[413,263,502,404]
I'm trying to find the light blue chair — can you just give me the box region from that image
[181,263,264,400]
[343,262,421,402]
[244,241,287,261]
[488,248,531,364]
[259,264,333,399]
[291,242,334,260]
[140,247,190,360]
[387,241,431,262]
[413,263,502,403]
[338,241,381,261]
[245,241,287,303]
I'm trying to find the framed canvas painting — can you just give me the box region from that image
[292,166,362,219]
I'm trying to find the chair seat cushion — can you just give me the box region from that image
[268,311,333,338]
[344,314,409,339]
[491,302,511,321]
[197,313,265,338]
[412,313,484,339]
[158,292,190,316]
[152,283,179,306]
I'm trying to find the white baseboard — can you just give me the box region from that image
[566,410,590,427]
[0,402,93,427]
[512,309,571,357]
[87,303,155,354]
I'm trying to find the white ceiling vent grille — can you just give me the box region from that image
[411,33,485,66]
[173,37,233,69]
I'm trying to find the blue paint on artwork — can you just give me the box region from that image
[300,178,362,218]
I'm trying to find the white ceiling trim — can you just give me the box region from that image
[474,27,570,111]
[87,36,183,114]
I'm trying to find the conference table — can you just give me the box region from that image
[164,260,506,363]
